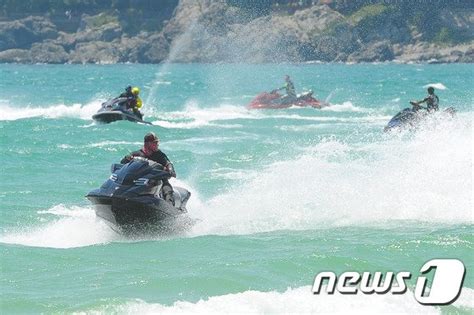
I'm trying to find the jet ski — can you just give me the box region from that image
[384,101,456,132]
[247,91,329,110]
[86,157,191,234]
[92,97,151,124]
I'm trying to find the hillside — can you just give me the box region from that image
[0,0,473,63]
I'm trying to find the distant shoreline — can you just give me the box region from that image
[1,2,472,64]
[1,60,473,65]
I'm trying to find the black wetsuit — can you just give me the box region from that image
[121,149,174,202]
[119,91,133,99]
[119,91,137,109]
[285,80,296,98]
[278,80,297,104]
[425,94,439,112]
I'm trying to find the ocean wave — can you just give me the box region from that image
[322,101,365,112]
[0,177,196,248]
[83,285,474,314]
[0,205,119,248]
[148,100,369,130]
[0,99,370,128]
[189,115,473,236]
[146,101,259,129]
[0,100,102,121]
[57,140,141,150]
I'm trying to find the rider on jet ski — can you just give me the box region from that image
[411,87,439,113]
[274,75,297,104]
[119,86,143,119]
[121,132,176,205]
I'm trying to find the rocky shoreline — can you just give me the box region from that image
[0,1,473,64]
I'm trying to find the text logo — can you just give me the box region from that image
[414,259,465,305]
[312,259,465,305]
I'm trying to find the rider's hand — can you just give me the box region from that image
[165,164,176,177]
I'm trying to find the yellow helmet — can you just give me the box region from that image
[131,87,140,95]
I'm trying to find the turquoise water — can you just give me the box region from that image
[0,63,473,313]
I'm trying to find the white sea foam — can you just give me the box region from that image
[190,114,473,235]
[272,114,389,124]
[0,177,196,248]
[423,83,447,90]
[0,100,103,121]
[155,102,385,126]
[452,287,474,309]
[82,285,472,314]
[57,141,141,150]
[0,205,119,248]
[321,101,365,112]
[149,101,261,129]
[149,100,369,130]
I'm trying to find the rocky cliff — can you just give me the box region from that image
[0,0,472,63]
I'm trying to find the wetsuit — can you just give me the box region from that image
[121,149,175,203]
[424,94,439,112]
[119,91,143,118]
[119,90,133,99]
[284,80,296,98]
[278,79,297,104]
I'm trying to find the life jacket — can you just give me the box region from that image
[136,97,142,109]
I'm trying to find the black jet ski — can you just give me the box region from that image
[92,97,151,124]
[384,102,456,132]
[86,157,191,234]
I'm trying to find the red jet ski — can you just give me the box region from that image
[247,91,328,110]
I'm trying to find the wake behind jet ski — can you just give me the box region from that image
[384,101,456,132]
[247,90,328,110]
[86,157,191,235]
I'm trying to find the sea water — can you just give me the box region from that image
[0,63,472,313]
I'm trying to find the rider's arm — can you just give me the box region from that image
[417,97,429,104]
[160,152,176,177]
[165,162,176,178]
[120,150,141,164]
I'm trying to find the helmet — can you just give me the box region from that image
[427,87,434,94]
[125,85,132,93]
[132,87,140,95]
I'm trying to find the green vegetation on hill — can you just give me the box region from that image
[1,0,472,44]
[1,0,178,33]
[0,0,472,64]
[348,3,389,25]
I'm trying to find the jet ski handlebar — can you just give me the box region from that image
[111,157,173,180]
[410,100,427,111]
[131,156,164,169]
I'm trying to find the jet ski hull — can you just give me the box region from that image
[86,158,191,235]
[384,107,456,132]
[92,110,145,124]
[247,91,327,110]
[92,97,151,124]
[87,193,186,233]
[383,108,420,132]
